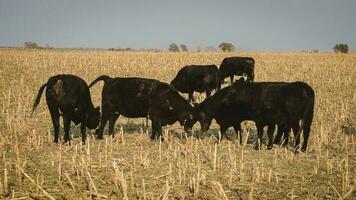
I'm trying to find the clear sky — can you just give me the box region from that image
[0,0,355,51]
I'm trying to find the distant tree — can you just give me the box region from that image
[169,43,180,52]
[180,44,188,52]
[218,42,235,52]
[45,44,53,49]
[333,43,349,53]
[24,41,39,49]
[204,46,217,52]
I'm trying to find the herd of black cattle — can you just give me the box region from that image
[32,56,315,152]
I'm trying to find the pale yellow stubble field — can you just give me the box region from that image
[0,49,355,199]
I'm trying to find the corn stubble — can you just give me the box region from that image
[0,49,355,199]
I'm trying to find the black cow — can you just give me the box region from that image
[223,79,315,152]
[190,84,251,144]
[189,79,314,151]
[219,57,255,84]
[89,75,195,140]
[189,82,289,146]
[170,65,221,103]
[32,74,100,144]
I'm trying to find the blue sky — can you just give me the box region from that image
[0,0,355,51]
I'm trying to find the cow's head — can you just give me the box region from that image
[87,106,100,129]
[184,104,212,133]
[178,111,196,133]
[196,111,212,132]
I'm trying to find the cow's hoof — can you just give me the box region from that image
[267,146,273,150]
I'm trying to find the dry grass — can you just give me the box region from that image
[0,49,355,199]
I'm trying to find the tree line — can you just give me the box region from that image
[21,41,350,53]
[168,42,235,52]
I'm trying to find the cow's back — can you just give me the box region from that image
[228,81,311,124]
[219,57,255,81]
[45,74,90,107]
[171,65,219,93]
[101,77,159,118]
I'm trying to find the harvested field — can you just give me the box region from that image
[0,49,355,199]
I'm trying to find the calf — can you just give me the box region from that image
[223,79,315,152]
[89,75,195,140]
[219,56,255,84]
[170,65,221,103]
[32,74,100,144]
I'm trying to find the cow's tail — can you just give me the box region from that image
[31,83,47,115]
[89,75,112,88]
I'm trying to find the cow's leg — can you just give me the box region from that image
[96,112,109,140]
[301,124,311,152]
[63,114,71,144]
[274,125,284,145]
[48,103,60,143]
[282,128,292,147]
[266,124,275,150]
[230,75,234,84]
[254,123,264,150]
[108,114,119,137]
[293,125,302,153]
[233,123,242,145]
[289,124,299,147]
[151,118,162,140]
[188,92,194,103]
[219,126,228,141]
[80,112,88,144]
